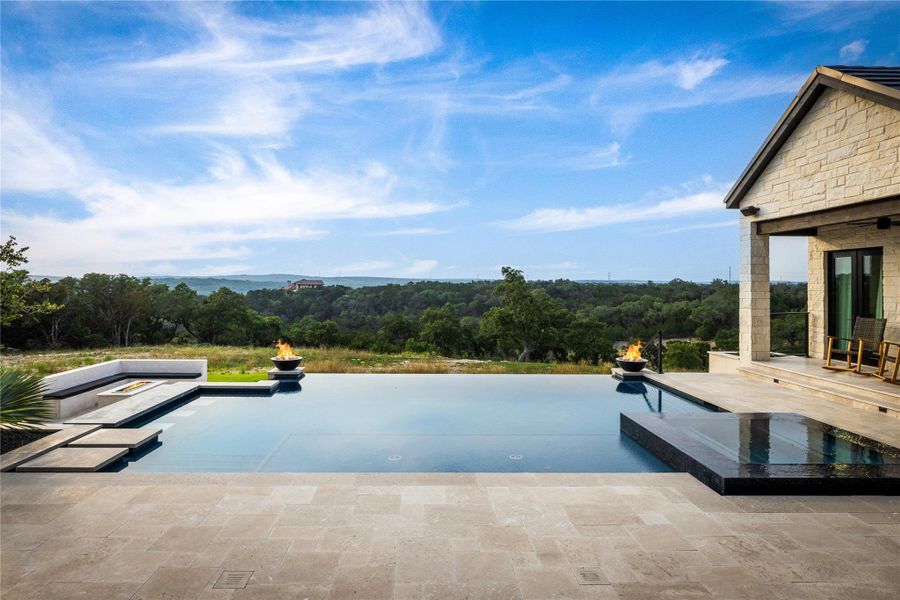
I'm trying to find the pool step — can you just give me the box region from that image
[737,365,900,418]
[67,428,161,449]
[0,425,101,472]
[16,447,128,472]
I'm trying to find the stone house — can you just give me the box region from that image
[283,279,325,291]
[722,65,899,364]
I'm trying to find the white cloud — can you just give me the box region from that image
[558,143,629,170]
[839,39,868,63]
[591,54,803,134]
[370,227,450,237]
[676,57,729,90]
[0,102,451,275]
[655,219,737,235]
[0,87,93,193]
[404,259,438,276]
[150,78,306,137]
[133,3,441,73]
[331,260,395,274]
[500,177,732,233]
[126,3,440,139]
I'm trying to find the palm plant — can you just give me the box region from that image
[0,367,51,429]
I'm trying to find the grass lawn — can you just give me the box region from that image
[0,344,613,378]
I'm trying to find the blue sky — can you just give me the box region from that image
[1,2,898,281]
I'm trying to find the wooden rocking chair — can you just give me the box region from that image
[874,340,900,384]
[824,317,887,373]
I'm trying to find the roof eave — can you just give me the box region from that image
[723,66,900,210]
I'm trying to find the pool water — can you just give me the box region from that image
[120,374,711,473]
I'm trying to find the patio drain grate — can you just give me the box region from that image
[213,570,253,589]
[574,567,607,585]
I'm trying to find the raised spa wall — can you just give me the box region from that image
[42,359,207,420]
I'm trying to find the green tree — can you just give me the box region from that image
[160,283,202,339]
[195,287,254,345]
[663,341,710,372]
[0,237,60,328]
[77,274,153,346]
[418,303,468,356]
[690,281,738,340]
[714,328,739,352]
[288,316,344,347]
[377,314,418,351]
[480,267,570,361]
[565,317,615,364]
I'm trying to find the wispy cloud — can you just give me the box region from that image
[132,2,441,73]
[676,57,729,90]
[148,78,306,138]
[370,227,450,237]
[839,39,868,62]
[404,259,438,276]
[1,95,450,275]
[500,176,732,233]
[653,219,737,235]
[331,260,395,274]
[590,53,804,134]
[0,85,93,193]
[557,143,630,170]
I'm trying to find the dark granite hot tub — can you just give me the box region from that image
[621,411,900,495]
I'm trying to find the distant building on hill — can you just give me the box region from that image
[283,278,325,291]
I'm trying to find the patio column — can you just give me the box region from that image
[739,216,770,362]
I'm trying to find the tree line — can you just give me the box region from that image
[2,238,808,366]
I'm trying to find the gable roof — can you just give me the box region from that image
[724,65,900,209]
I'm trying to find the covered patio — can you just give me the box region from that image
[720,66,899,398]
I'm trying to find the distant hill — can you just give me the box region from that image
[33,273,798,295]
[146,275,484,295]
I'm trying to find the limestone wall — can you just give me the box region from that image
[808,224,899,358]
[739,86,899,218]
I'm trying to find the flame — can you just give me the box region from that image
[621,340,643,361]
[274,339,298,359]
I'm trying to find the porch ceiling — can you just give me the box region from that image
[756,195,900,236]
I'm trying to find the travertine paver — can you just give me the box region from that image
[14,447,127,472]
[67,428,162,449]
[1,472,897,599]
[0,425,101,472]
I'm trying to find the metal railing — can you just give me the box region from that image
[770,311,809,357]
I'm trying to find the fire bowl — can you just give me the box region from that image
[616,357,648,373]
[271,357,302,371]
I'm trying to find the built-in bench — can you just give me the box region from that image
[41,359,207,420]
[43,372,202,399]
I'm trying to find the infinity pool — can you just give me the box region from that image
[120,374,712,473]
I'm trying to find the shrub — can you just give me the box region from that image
[0,367,51,429]
[714,328,739,351]
[662,341,710,372]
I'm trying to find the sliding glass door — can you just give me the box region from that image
[828,248,884,341]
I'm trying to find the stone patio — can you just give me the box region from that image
[1,472,897,599]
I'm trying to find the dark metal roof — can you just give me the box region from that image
[724,65,900,209]
[824,65,900,90]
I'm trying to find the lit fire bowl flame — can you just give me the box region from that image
[272,340,303,371]
[616,340,648,372]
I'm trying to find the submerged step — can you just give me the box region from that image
[16,447,128,472]
[67,428,161,449]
